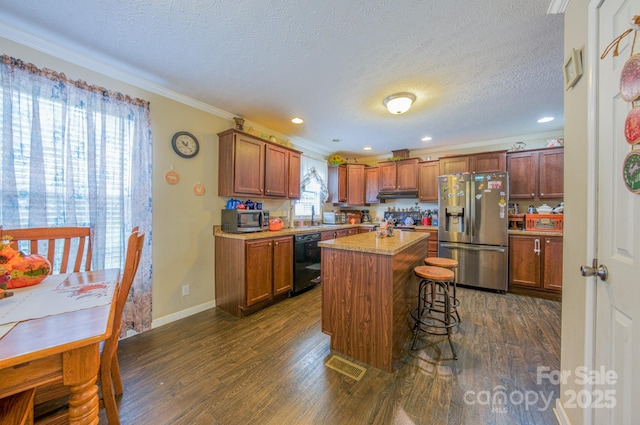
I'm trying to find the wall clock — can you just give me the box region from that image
[171,131,199,158]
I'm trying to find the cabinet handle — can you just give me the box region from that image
[269,242,272,246]
[531,193,535,197]
[534,239,540,255]
[275,242,279,246]
[540,193,544,197]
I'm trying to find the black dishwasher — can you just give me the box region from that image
[292,232,321,295]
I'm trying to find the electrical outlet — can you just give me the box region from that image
[181,284,189,296]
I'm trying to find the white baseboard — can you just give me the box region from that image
[553,399,572,425]
[151,301,216,329]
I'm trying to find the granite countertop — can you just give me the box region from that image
[318,230,430,255]
[213,224,363,240]
[508,229,563,237]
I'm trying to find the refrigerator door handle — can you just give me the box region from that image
[466,179,473,237]
[439,243,507,253]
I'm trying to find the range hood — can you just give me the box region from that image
[377,190,419,200]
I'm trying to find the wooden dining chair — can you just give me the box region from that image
[33,227,145,425]
[0,226,93,274]
[0,388,36,425]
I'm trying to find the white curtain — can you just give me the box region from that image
[0,55,153,335]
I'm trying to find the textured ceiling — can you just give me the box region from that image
[0,1,564,157]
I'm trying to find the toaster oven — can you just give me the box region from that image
[323,212,346,224]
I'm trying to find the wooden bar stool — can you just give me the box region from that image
[423,257,460,323]
[410,265,458,359]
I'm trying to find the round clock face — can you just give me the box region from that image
[172,131,199,158]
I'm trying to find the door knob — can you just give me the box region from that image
[580,263,608,281]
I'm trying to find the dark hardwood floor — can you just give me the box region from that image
[105,285,561,425]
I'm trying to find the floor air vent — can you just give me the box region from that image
[325,355,366,381]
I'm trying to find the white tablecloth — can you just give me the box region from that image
[0,273,117,339]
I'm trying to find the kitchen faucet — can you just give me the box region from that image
[311,205,315,226]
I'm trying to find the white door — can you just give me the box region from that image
[592,0,640,423]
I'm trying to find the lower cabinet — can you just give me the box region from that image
[416,228,438,257]
[215,235,293,317]
[509,234,563,298]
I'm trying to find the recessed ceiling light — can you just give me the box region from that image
[291,117,304,124]
[537,116,554,123]
[421,136,433,142]
[363,146,372,151]
[332,138,341,143]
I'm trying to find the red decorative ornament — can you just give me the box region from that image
[625,106,640,144]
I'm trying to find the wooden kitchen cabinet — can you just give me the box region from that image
[509,234,562,298]
[416,228,438,257]
[328,164,365,205]
[218,129,302,199]
[418,160,439,202]
[288,151,301,199]
[378,158,419,192]
[507,147,563,200]
[365,167,379,203]
[438,151,507,175]
[321,228,357,240]
[215,234,293,317]
[346,164,365,205]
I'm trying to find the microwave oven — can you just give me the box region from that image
[221,209,269,233]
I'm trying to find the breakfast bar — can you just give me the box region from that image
[319,230,430,372]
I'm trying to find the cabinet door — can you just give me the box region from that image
[472,152,506,173]
[439,156,469,175]
[538,149,564,199]
[418,161,439,201]
[334,229,350,238]
[365,167,379,203]
[264,144,288,197]
[507,152,537,199]
[272,236,293,296]
[328,165,347,203]
[245,239,273,306]
[321,230,336,241]
[288,151,301,199]
[396,158,419,190]
[378,162,397,191]
[542,237,563,291]
[508,235,541,288]
[346,228,358,236]
[234,135,265,196]
[346,164,365,205]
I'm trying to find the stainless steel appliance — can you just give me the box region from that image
[438,173,509,291]
[293,232,321,295]
[323,212,346,224]
[221,209,268,233]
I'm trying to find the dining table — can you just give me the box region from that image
[0,268,120,425]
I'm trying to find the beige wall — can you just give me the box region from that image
[559,1,589,424]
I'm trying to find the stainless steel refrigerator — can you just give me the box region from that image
[438,172,509,291]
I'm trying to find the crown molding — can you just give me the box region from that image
[547,0,569,14]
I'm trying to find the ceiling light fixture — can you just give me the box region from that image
[291,117,304,124]
[421,136,432,142]
[363,146,372,151]
[383,92,416,114]
[537,116,554,123]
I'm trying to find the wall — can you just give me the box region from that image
[0,36,300,325]
[558,1,590,424]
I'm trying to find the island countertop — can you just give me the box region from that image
[318,230,430,255]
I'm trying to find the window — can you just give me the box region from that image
[0,54,153,335]
[295,156,328,219]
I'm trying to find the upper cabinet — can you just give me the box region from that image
[378,158,419,192]
[365,167,379,204]
[328,164,365,205]
[439,151,507,175]
[508,147,564,200]
[418,160,439,202]
[218,129,302,199]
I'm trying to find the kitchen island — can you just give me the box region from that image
[319,230,430,372]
